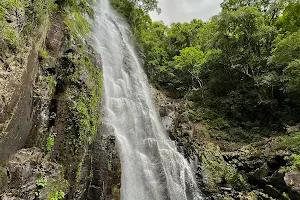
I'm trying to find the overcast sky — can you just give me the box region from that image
[150,0,223,25]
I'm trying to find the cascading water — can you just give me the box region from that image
[92,0,203,199]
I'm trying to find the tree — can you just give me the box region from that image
[221,0,286,25]
[140,22,169,85]
[166,20,203,58]
[172,47,205,96]
[216,7,276,79]
[133,0,159,12]
[276,1,300,34]
[221,0,273,11]
[269,30,300,65]
[283,59,300,93]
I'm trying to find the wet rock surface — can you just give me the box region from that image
[87,126,121,200]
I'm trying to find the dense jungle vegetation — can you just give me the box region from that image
[111,0,300,144]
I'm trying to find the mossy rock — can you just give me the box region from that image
[229,173,250,191]
[199,142,236,193]
[38,178,69,200]
[249,163,269,184]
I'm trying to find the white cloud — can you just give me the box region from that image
[150,0,223,25]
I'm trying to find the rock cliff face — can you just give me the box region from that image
[0,2,121,199]
[0,21,49,162]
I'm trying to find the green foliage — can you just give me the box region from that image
[174,47,205,70]
[134,0,159,12]
[46,136,55,152]
[40,49,50,59]
[171,47,205,95]
[277,1,300,34]
[35,178,68,200]
[62,0,93,16]
[0,0,56,54]
[282,192,291,200]
[35,179,48,197]
[49,191,65,200]
[45,76,57,95]
[37,179,48,187]
[0,0,23,51]
[65,11,90,38]
[270,30,300,65]
[281,132,300,154]
[76,162,83,182]
[111,0,158,13]
[283,59,300,93]
[66,53,102,145]
[199,142,236,192]
[221,0,273,11]
[25,0,56,26]
[280,154,300,172]
[216,6,276,78]
[59,0,94,39]
[229,173,250,191]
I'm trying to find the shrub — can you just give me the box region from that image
[46,136,55,152]
[281,132,300,154]
[280,154,300,172]
[40,49,49,59]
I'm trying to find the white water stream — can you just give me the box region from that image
[92,0,203,199]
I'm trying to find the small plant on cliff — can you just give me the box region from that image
[37,179,48,187]
[46,136,55,152]
[40,49,50,59]
[35,179,48,197]
[49,191,65,200]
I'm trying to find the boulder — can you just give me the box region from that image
[284,169,300,200]
[248,164,269,185]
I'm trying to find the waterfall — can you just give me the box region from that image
[92,0,203,199]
